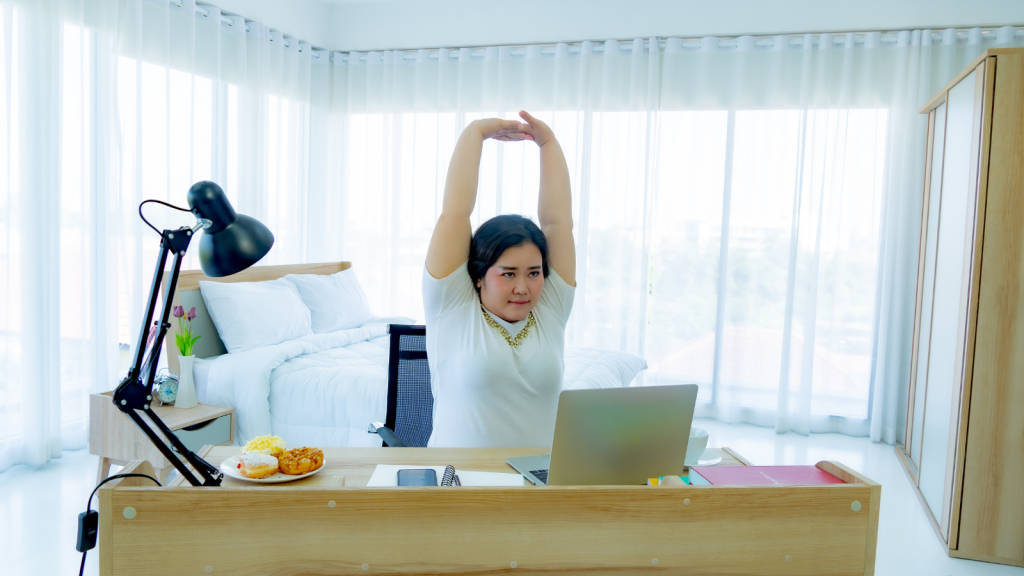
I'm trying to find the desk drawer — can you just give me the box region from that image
[174,414,231,452]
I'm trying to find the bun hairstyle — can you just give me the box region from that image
[469,214,549,295]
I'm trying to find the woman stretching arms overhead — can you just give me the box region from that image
[423,111,576,448]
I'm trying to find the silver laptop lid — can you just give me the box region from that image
[546,384,698,486]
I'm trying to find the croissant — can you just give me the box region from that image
[278,447,324,475]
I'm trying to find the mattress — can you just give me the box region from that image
[192,334,390,407]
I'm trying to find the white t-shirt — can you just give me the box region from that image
[422,260,575,448]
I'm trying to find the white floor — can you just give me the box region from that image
[3,419,1023,576]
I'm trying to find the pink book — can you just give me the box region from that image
[689,465,845,486]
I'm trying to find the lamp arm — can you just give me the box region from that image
[113,227,223,487]
[124,233,171,383]
[139,233,189,388]
[135,220,205,381]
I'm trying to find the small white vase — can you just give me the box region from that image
[175,355,198,409]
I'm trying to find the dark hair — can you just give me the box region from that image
[469,214,549,294]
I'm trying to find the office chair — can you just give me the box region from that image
[367,324,432,447]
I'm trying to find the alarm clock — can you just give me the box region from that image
[154,372,179,404]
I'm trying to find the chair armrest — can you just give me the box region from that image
[377,426,407,448]
[367,421,407,447]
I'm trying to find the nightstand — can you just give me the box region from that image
[88,391,234,484]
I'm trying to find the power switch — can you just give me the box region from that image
[77,510,99,552]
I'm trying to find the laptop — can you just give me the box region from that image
[507,384,699,486]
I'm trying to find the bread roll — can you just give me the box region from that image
[239,453,279,479]
[278,447,324,475]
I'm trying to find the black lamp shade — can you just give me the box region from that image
[187,181,274,277]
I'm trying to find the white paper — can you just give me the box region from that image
[365,464,524,487]
[456,470,527,487]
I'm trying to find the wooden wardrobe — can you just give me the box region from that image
[896,47,1024,567]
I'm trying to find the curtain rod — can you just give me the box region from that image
[185,3,249,32]
[333,25,1022,64]
[184,3,1021,65]
[191,3,324,56]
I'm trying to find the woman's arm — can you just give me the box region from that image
[520,111,576,287]
[426,118,532,279]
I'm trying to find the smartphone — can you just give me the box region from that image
[397,468,437,486]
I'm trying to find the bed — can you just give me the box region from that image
[165,261,647,448]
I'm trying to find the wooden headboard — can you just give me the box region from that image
[163,261,352,376]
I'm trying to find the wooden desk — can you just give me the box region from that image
[166,445,753,488]
[102,447,879,576]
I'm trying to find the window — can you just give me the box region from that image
[337,106,886,419]
[647,108,887,419]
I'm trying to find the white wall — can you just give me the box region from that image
[207,0,1024,52]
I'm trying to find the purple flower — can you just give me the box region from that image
[187,307,197,321]
[172,305,185,318]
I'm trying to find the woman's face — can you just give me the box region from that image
[477,243,545,323]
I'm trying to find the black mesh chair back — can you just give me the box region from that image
[381,324,431,447]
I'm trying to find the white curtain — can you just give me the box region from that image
[0,0,333,472]
[327,28,1023,442]
[1,0,1021,474]
[0,0,124,472]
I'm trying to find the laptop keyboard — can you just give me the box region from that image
[529,469,549,484]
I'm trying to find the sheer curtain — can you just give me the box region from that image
[329,40,661,350]
[113,0,335,447]
[1,0,1021,475]
[0,0,123,472]
[328,28,1024,442]
[0,0,332,472]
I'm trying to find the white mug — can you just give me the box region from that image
[684,427,709,466]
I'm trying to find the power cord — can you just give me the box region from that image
[77,473,161,576]
[138,199,192,235]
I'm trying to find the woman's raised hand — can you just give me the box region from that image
[518,110,554,147]
[475,118,534,142]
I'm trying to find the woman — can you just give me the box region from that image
[423,111,576,448]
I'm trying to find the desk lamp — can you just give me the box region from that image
[111,181,274,486]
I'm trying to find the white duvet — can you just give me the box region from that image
[201,317,647,448]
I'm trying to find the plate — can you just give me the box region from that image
[697,449,722,466]
[220,455,327,484]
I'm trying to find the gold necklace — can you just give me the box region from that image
[482,307,537,348]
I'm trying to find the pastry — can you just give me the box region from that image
[238,453,279,479]
[278,447,325,475]
[242,435,286,458]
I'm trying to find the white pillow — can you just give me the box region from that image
[284,268,374,333]
[563,348,649,390]
[199,278,313,354]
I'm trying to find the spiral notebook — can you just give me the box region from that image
[441,465,458,486]
[366,464,525,487]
